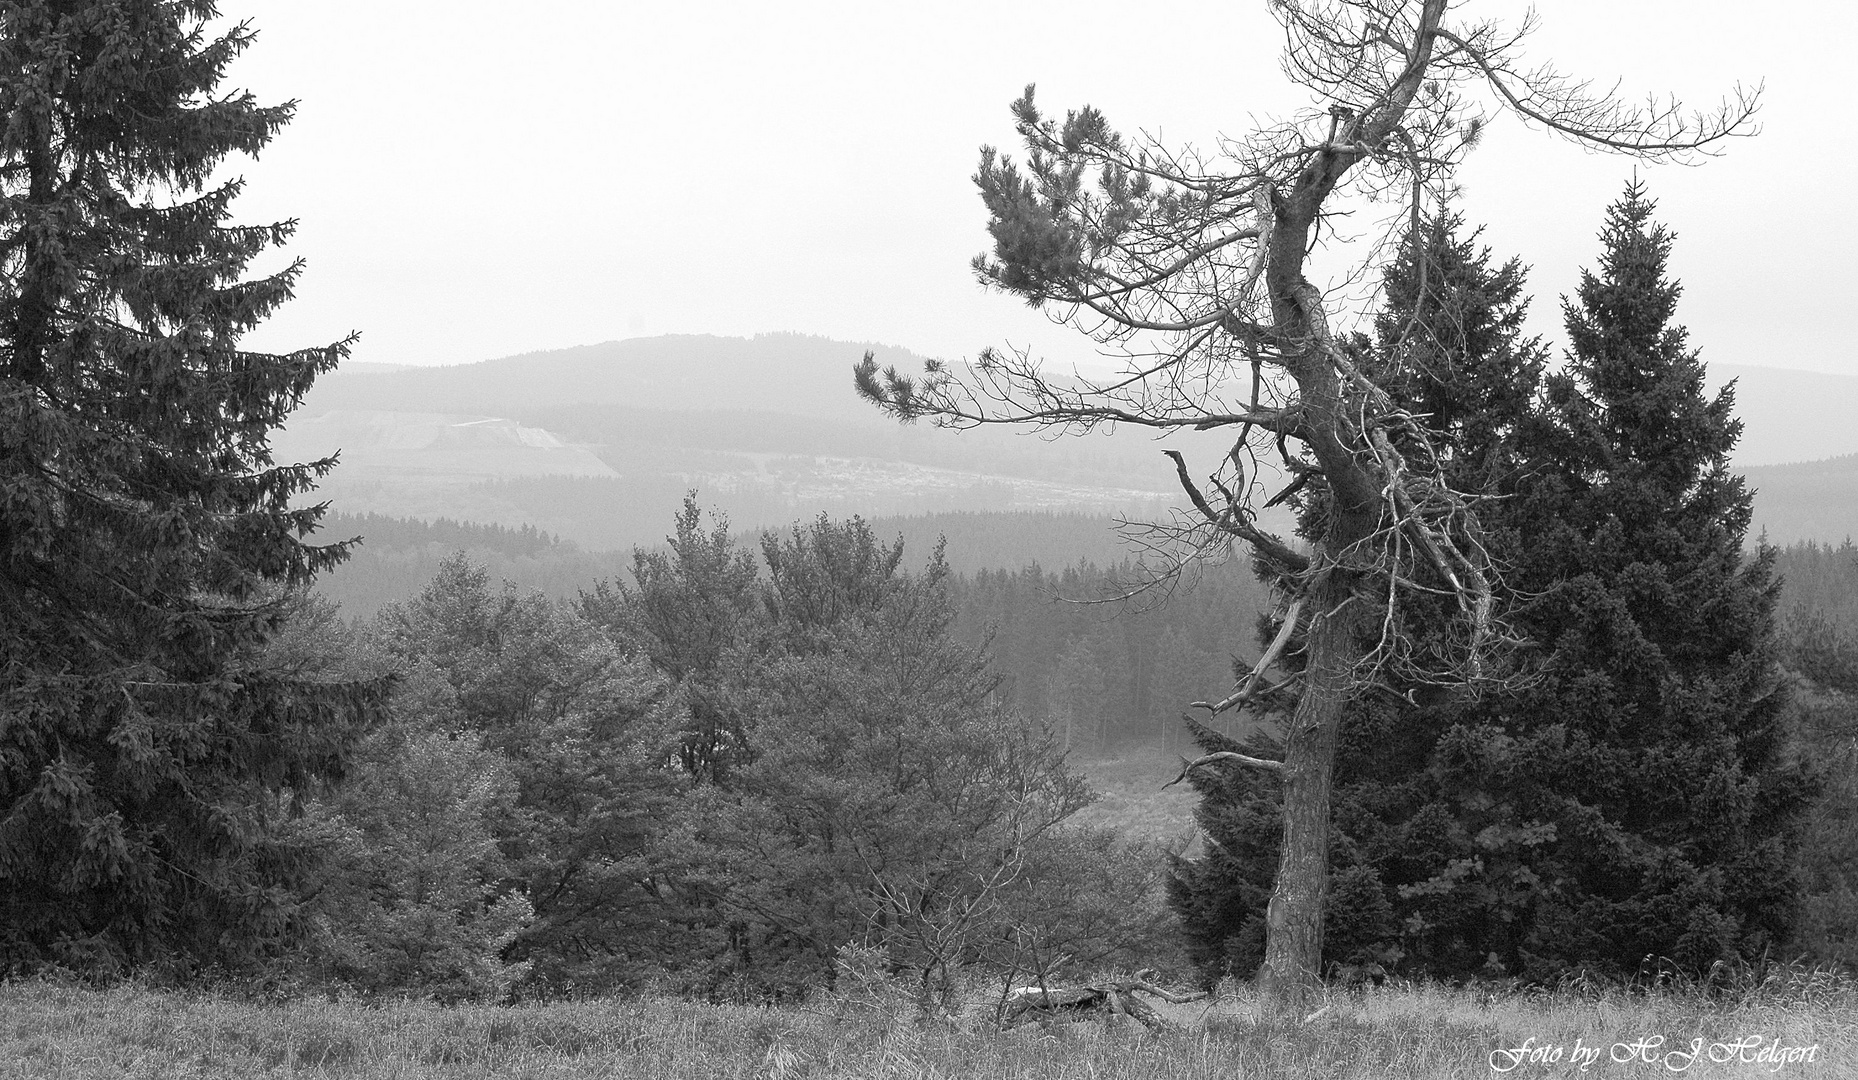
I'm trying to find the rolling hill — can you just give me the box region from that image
[273,333,1239,553]
[274,334,1858,562]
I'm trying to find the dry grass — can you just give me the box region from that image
[1068,749,1201,848]
[1,968,1851,1079]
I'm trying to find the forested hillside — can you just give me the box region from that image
[1743,456,1858,546]
[1775,540,1858,628]
[308,514,634,617]
[272,337,1858,557]
[313,509,1166,619]
[315,505,1858,765]
[313,507,1274,757]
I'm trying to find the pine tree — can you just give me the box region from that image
[365,554,684,994]
[1166,212,1547,984]
[592,496,764,784]
[0,2,378,971]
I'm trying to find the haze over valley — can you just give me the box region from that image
[276,332,1858,614]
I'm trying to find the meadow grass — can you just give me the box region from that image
[1,968,1851,1079]
[1069,748,1201,847]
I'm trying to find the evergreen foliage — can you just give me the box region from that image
[1457,183,1808,980]
[359,555,684,994]
[324,514,564,558]
[593,497,763,785]
[293,727,534,1002]
[1773,540,1858,692]
[715,517,1091,1001]
[1168,189,1809,985]
[1787,673,1858,970]
[0,1,381,972]
[1166,211,1547,985]
[584,507,1098,998]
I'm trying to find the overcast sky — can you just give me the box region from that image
[225,1,1857,379]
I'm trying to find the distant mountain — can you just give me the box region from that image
[300,342,1858,468]
[298,333,904,422]
[276,335,1858,554]
[1742,454,1858,546]
[279,333,1238,551]
[276,410,616,479]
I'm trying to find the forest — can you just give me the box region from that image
[4,3,1858,1077]
[219,491,1858,1003]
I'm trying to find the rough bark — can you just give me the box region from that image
[1258,579,1370,1010]
[1246,3,1442,994]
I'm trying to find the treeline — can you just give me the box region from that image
[322,513,565,556]
[1774,539,1858,631]
[316,506,1855,760]
[259,501,1179,1002]
[311,512,632,618]
[312,510,1150,620]
[314,508,1274,755]
[947,562,1272,756]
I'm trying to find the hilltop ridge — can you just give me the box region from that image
[278,335,1858,555]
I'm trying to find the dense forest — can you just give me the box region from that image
[311,510,1157,619]
[312,508,1268,752]
[314,506,1858,757]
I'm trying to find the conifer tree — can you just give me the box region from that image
[1447,182,1808,978]
[0,2,378,971]
[1169,189,1809,984]
[594,496,764,784]
[854,0,1754,1008]
[708,515,1087,1000]
[363,555,683,994]
[1166,212,1547,983]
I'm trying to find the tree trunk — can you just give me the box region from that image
[1258,575,1367,1013]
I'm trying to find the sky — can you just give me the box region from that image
[224,0,1858,378]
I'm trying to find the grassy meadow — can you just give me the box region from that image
[2,969,1851,1080]
[7,750,1840,1079]
[1069,749,1203,846]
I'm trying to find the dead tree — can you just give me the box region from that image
[856,0,1757,1014]
[1000,972,1206,1031]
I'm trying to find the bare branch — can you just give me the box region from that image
[1193,598,1305,717]
[1433,26,1760,161]
[1164,749,1286,789]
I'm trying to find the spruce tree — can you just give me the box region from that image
[1453,181,1808,979]
[1170,189,1810,985]
[1166,212,1547,984]
[0,2,378,971]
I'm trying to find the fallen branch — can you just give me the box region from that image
[1000,974,1206,1030]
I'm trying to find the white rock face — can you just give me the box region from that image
[274,409,619,479]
